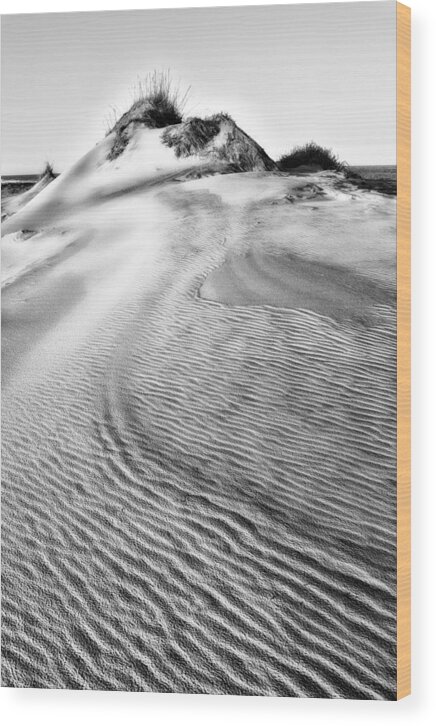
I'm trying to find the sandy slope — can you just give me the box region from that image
[1,170,55,221]
[1,129,397,697]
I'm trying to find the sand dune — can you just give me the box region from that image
[1,171,55,221]
[1,126,396,697]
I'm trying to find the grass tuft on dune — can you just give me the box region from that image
[107,71,189,160]
[278,142,346,173]
[277,142,396,195]
[38,161,57,181]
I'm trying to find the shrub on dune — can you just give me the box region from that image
[278,142,346,173]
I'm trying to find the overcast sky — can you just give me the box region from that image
[1,2,396,173]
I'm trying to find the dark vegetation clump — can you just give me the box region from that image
[278,142,346,173]
[161,115,222,158]
[162,113,276,172]
[278,143,396,195]
[108,71,189,160]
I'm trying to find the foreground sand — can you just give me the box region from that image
[2,141,397,697]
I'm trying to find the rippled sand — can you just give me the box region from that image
[2,166,397,698]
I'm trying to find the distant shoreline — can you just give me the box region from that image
[1,166,396,199]
[1,173,59,201]
[347,165,396,196]
[1,165,396,180]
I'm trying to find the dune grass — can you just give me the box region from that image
[106,73,275,171]
[39,161,56,180]
[278,142,346,173]
[108,71,190,159]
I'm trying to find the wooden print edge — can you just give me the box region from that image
[396,0,411,701]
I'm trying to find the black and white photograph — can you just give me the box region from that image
[1,1,403,700]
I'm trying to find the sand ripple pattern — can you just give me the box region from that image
[2,190,396,698]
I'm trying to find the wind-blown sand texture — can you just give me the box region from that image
[2,125,397,698]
